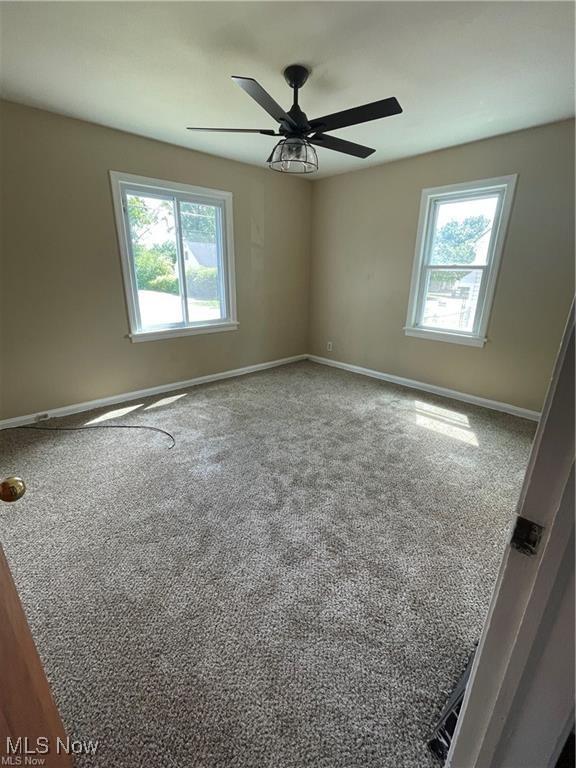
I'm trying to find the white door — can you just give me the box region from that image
[448,303,575,768]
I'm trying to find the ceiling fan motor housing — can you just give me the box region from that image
[283,64,310,90]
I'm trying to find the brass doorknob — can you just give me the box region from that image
[0,477,26,502]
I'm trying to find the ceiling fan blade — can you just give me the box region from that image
[309,96,402,133]
[187,127,277,135]
[232,76,297,128]
[309,134,375,158]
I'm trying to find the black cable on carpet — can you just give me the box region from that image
[13,424,176,449]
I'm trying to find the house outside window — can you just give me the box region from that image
[405,175,517,347]
[110,172,237,342]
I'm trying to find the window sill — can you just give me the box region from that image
[129,321,239,343]
[404,326,486,348]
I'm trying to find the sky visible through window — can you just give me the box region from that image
[435,196,498,231]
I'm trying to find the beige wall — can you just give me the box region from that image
[1,103,572,419]
[309,120,574,412]
[0,101,312,419]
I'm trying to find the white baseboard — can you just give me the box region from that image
[308,355,540,421]
[0,352,540,429]
[0,355,308,430]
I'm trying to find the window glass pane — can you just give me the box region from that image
[125,193,183,328]
[179,201,224,322]
[420,268,483,333]
[429,195,499,266]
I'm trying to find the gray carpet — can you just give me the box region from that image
[0,361,535,767]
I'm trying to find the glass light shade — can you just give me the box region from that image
[269,138,318,174]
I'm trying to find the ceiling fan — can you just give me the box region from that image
[187,64,402,174]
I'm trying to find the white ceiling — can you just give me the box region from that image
[1,2,574,179]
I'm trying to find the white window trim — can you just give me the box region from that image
[405,174,517,348]
[109,171,238,342]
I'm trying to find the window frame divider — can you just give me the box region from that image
[422,264,487,271]
[173,198,190,325]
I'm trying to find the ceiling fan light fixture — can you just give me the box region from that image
[269,137,318,174]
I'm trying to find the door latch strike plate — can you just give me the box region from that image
[510,516,544,556]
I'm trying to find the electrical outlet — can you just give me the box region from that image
[327,341,333,352]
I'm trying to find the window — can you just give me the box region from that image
[405,175,516,347]
[110,172,237,342]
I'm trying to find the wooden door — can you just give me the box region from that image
[0,488,72,766]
